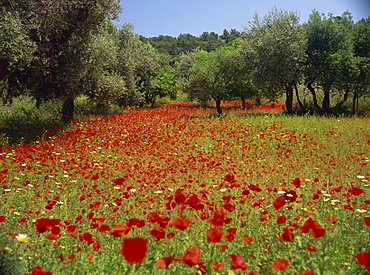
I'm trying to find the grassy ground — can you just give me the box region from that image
[0,103,369,274]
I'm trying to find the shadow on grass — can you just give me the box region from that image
[0,97,122,148]
[1,119,68,147]
[0,98,73,148]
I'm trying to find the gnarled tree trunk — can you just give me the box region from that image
[352,89,358,115]
[0,59,9,82]
[307,80,322,114]
[241,96,247,108]
[335,86,349,110]
[61,97,74,122]
[294,83,303,108]
[212,96,223,117]
[322,83,333,115]
[285,83,294,115]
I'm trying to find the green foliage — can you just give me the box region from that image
[0,9,36,67]
[1,0,122,117]
[116,24,159,107]
[142,29,241,59]
[83,21,127,107]
[0,235,24,275]
[181,45,253,113]
[241,7,307,114]
[146,68,178,106]
[303,11,370,114]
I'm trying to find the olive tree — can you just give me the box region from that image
[2,0,121,120]
[241,7,307,114]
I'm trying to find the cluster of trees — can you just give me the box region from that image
[1,2,369,120]
[178,8,370,115]
[140,29,241,56]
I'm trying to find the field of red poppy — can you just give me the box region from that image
[0,103,369,275]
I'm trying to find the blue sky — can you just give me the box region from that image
[116,0,370,38]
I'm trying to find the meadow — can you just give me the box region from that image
[0,103,369,275]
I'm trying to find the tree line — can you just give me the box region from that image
[1,2,369,120]
[176,8,370,115]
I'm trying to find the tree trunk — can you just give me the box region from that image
[294,83,303,108]
[0,59,9,82]
[61,97,74,122]
[255,97,261,105]
[335,86,349,110]
[307,80,322,113]
[285,83,294,115]
[213,97,223,117]
[322,86,331,114]
[352,89,358,115]
[150,96,156,108]
[241,96,247,108]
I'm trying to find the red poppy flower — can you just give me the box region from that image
[82,232,94,244]
[34,218,61,233]
[302,270,315,275]
[356,251,370,272]
[98,224,111,232]
[305,244,318,252]
[241,235,254,243]
[225,228,237,242]
[121,237,148,264]
[276,215,287,224]
[126,218,145,228]
[280,226,294,242]
[349,187,365,196]
[292,178,301,188]
[111,224,131,237]
[92,240,101,251]
[91,216,106,223]
[68,254,76,260]
[364,217,370,227]
[156,256,173,268]
[206,227,224,243]
[300,218,326,238]
[248,184,262,192]
[26,266,54,275]
[284,190,298,202]
[45,200,57,210]
[223,203,236,213]
[86,254,94,260]
[208,208,226,227]
[241,189,250,195]
[325,215,337,224]
[150,226,166,241]
[172,216,192,230]
[182,246,200,267]
[174,188,186,204]
[223,174,236,183]
[66,225,77,233]
[218,245,228,251]
[165,201,177,210]
[271,258,289,271]
[0,216,6,222]
[46,233,60,241]
[229,254,248,270]
[112,177,125,185]
[212,261,224,271]
[147,211,170,227]
[272,196,286,210]
[59,253,66,263]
